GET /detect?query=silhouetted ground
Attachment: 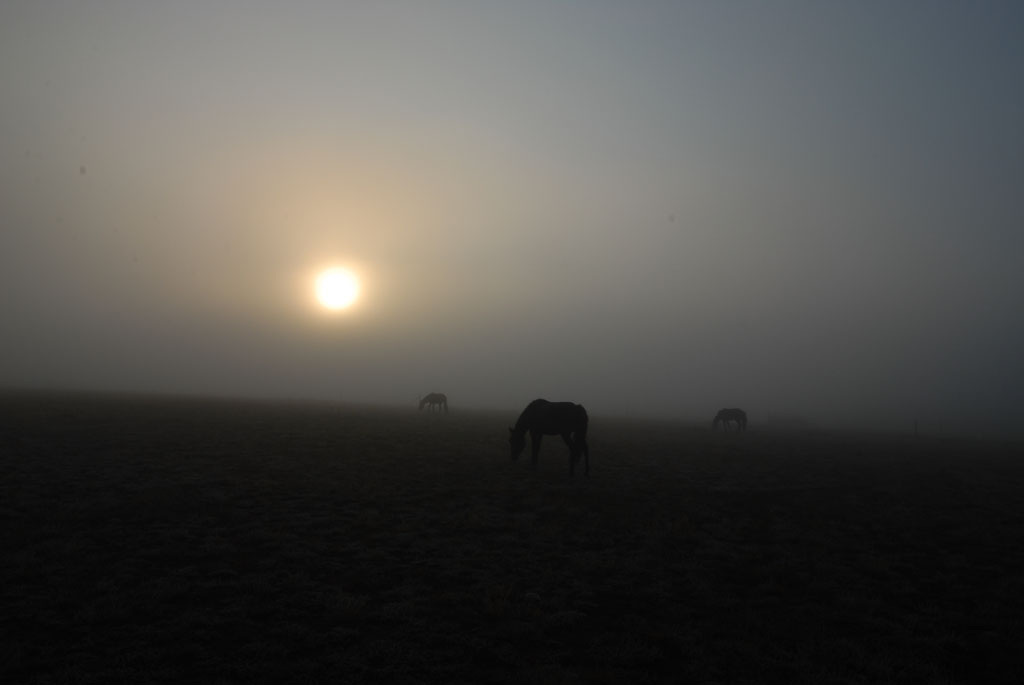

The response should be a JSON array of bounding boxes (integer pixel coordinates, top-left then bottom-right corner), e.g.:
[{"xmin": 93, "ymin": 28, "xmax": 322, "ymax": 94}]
[{"xmin": 2, "ymin": 390, "xmax": 1022, "ymax": 683}]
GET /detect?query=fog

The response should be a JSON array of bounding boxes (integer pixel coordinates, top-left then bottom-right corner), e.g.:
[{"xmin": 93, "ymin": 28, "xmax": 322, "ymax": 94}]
[{"xmin": 2, "ymin": 2, "xmax": 1022, "ymax": 436}]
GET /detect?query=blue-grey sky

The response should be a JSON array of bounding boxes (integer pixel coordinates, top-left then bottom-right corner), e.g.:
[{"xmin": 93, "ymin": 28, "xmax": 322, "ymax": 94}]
[{"xmin": 2, "ymin": 1, "xmax": 1022, "ymax": 434}]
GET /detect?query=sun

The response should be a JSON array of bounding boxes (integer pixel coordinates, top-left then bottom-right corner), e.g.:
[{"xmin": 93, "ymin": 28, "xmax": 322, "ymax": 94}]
[{"xmin": 315, "ymin": 267, "xmax": 360, "ymax": 310}]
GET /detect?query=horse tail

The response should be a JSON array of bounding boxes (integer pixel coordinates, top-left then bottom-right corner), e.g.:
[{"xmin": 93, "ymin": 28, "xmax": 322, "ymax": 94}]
[
  {"xmin": 577, "ymin": 404, "xmax": 589, "ymax": 436},
  {"xmin": 576, "ymin": 404, "xmax": 590, "ymax": 474}
]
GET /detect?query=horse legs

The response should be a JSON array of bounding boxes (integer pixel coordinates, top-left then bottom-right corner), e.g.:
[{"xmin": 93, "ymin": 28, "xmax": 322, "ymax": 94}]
[
  {"xmin": 562, "ymin": 432, "xmax": 589, "ymax": 476},
  {"xmin": 530, "ymin": 431, "xmax": 543, "ymax": 468},
  {"xmin": 561, "ymin": 432, "xmax": 578, "ymax": 475}
]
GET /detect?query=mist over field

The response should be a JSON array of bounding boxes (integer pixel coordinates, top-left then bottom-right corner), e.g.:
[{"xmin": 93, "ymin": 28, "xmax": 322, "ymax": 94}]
[
  {"xmin": 4, "ymin": 7, "xmax": 1024, "ymax": 679},
  {"xmin": 2, "ymin": 3, "xmax": 1023, "ymax": 437}
]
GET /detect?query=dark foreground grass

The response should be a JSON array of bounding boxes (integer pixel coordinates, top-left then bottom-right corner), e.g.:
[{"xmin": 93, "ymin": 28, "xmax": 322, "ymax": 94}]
[{"xmin": 2, "ymin": 390, "xmax": 1022, "ymax": 683}]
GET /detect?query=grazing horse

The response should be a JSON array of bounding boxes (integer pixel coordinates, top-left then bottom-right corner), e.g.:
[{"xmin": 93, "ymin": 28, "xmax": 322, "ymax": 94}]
[
  {"xmin": 419, "ymin": 393, "xmax": 448, "ymax": 413},
  {"xmin": 713, "ymin": 408, "xmax": 747, "ymax": 432},
  {"xmin": 509, "ymin": 399, "xmax": 589, "ymax": 476}
]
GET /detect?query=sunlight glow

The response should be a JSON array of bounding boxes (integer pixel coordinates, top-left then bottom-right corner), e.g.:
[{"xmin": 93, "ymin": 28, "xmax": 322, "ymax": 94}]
[{"xmin": 315, "ymin": 268, "xmax": 360, "ymax": 310}]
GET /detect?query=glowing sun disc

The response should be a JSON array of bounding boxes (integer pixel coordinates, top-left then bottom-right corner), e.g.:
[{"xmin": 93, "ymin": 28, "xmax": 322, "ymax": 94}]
[{"xmin": 316, "ymin": 268, "xmax": 360, "ymax": 309}]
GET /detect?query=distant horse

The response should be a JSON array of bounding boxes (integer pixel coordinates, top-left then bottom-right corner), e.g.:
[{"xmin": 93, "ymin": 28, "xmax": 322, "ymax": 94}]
[
  {"xmin": 509, "ymin": 399, "xmax": 589, "ymax": 476},
  {"xmin": 713, "ymin": 408, "xmax": 747, "ymax": 432},
  {"xmin": 419, "ymin": 393, "xmax": 448, "ymax": 413}
]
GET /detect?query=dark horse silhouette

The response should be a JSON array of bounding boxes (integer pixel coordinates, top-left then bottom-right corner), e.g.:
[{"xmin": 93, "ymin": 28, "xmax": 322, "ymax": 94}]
[
  {"xmin": 509, "ymin": 399, "xmax": 589, "ymax": 476},
  {"xmin": 713, "ymin": 408, "xmax": 747, "ymax": 432},
  {"xmin": 419, "ymin": 392, "xmax": 448, "ymax": 413}
]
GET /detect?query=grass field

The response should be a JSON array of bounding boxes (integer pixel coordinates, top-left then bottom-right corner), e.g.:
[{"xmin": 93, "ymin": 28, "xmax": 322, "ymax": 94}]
[{"xmin": 2, "ymin": 390, "xmax": 1022, "ymax": 683}]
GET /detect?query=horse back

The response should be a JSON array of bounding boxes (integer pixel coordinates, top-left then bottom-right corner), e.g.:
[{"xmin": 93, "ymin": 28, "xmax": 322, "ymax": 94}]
[{"xmin": 521, "ymin": 399, "xmax": 587, "ymax": 435}]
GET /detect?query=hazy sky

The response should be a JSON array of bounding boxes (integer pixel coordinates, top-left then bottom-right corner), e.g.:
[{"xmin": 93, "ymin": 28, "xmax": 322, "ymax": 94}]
[{"xmin": 2, "ymin": 2, "xmax": 1022, "ymax": 433}]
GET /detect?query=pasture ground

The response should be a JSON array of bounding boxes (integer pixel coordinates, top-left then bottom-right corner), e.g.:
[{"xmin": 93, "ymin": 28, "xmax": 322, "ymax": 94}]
[{"xmin": 2, "ymin": 390, "xmax": 1022, "ymax": 683}]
